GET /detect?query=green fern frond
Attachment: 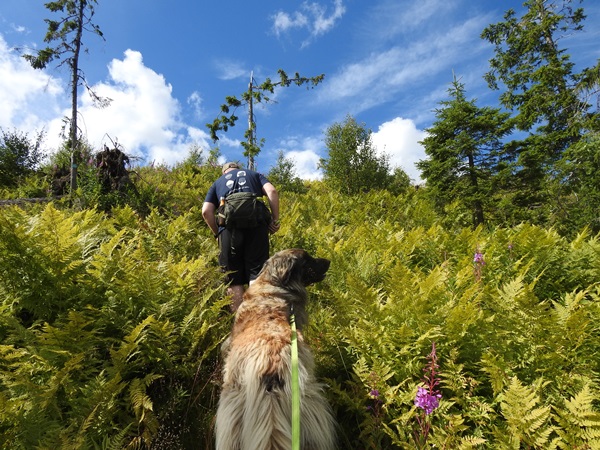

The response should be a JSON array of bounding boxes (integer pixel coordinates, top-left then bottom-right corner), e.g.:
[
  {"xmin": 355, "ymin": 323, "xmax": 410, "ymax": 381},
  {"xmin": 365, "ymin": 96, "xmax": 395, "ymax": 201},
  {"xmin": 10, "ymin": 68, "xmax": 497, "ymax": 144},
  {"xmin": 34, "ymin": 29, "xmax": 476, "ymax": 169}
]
[
  {"xmin": 458, "ymin": 435, "xmax": 487, "ymax": 449},
  {"xmin": 91, "ymin": 424, "xmax": 132, "ymax": 450},
  {"xmin": 428, "ymin": 412, "xmax": 488, "ymax": 449},
  {"xmin": 498, "ymin": 377, "xmax": 555, "ymax": 448},
  {"xmin": 554, "ymin": 382, "xmax": 600, "ymax": 449},
  {"xmin": 551, "ymin": 289, "xmax": 593, "ymax": 355},
  {"xmin": 127, "ymin": 375, "xmax": 161, "ymax": 447},
  {"xmin": 129, "ymin": 374, "xmax": 162, "ymax": 421},
  {"xmin": 480, "ymin": 351, "xmax": 511, "ymax": 397},
  {"xmin": 109, "ymin": 315, "xmax": 156, "ymax": 371}
]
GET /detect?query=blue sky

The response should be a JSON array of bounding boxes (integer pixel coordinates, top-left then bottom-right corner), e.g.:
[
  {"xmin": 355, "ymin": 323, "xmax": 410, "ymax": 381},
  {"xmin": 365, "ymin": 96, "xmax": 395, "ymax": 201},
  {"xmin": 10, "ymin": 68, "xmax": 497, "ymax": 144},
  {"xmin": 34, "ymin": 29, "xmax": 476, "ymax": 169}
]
[{"xmin": 1, "ymin": 0, "xmax": 599, "ymax": 182}]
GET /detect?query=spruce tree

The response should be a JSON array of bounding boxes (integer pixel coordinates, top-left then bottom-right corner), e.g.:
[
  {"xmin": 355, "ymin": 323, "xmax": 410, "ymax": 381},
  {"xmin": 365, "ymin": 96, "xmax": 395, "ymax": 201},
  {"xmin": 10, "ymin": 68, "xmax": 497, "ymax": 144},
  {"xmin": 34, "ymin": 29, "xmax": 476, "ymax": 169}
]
[
  {"xmin": 417, "ymin": 77, "xmax": 511, "ymax": 227},
  {"xmin": 481, "ymin": 0, "xmax": 596, "ymax": 221}
]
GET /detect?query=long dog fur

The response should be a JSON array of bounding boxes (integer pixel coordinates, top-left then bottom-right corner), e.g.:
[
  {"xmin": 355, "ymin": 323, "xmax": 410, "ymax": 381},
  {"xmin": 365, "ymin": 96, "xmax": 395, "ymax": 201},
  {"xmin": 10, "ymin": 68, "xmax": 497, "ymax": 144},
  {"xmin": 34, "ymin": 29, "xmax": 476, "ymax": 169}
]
[{"xmin": 215, "ymin": 248, "xmax": 336, "ymax": 450}]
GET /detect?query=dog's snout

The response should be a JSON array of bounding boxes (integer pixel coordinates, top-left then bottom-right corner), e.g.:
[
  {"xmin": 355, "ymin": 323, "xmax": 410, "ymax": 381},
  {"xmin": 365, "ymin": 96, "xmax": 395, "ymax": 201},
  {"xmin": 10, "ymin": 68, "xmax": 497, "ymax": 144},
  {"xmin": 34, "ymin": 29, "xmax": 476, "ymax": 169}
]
[
  {"xmin": 302, "ymin": 256, "xmax": 330, "ymax": 285},
  {"xmin": 319, "ymin": 258, "xmax": 331, "ymax": 271}
]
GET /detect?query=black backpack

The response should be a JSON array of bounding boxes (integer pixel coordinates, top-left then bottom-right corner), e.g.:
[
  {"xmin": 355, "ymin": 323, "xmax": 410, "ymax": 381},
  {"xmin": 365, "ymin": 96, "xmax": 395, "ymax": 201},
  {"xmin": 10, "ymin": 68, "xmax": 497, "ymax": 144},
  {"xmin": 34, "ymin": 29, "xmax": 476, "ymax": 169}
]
[{"xmin": 216, "ymin": 192, "xmax": 271, "ymax": 229}]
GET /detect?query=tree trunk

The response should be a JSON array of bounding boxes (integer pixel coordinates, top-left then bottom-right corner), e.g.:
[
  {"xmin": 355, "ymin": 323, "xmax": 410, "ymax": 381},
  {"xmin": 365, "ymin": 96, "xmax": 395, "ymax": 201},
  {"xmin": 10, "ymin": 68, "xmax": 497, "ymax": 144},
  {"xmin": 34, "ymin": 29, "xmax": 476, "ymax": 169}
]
[
  {"xmin": 468, "ymin": 151, "xmax": 484, "ymax": 227},
  {"xmin": 69, "ymin": 0, "xmax": 85, "ymax": 195}
]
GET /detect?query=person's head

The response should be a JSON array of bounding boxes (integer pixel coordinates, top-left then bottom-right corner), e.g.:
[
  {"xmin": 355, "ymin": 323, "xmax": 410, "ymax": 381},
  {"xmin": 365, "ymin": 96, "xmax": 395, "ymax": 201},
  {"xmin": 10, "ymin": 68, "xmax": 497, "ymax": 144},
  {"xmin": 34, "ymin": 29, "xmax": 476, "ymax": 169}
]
[{"xmin": 222, "ymin": 162, "xmax": 240, "ymax": 174}]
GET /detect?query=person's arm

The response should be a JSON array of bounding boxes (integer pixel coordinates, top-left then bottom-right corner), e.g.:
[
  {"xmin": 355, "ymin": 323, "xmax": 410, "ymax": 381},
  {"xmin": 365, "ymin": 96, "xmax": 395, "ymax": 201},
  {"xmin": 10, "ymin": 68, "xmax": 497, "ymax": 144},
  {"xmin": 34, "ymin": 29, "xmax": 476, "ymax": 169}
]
[
  {"xmin": 202, "ymin": 201, "xmax": 219, "ymax": 238},
  {"xmin": 262, "ymin": 182, "xmax": 280, "ymax": 234}
]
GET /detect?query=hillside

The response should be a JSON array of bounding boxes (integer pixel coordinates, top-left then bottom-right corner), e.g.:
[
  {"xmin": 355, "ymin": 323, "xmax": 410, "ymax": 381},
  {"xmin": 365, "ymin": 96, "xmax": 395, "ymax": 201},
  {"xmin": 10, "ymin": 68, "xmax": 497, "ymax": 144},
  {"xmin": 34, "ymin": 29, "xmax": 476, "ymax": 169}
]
[{"xmin": 1, "ymin": 164, "xmax": 600, "ymax": 449}]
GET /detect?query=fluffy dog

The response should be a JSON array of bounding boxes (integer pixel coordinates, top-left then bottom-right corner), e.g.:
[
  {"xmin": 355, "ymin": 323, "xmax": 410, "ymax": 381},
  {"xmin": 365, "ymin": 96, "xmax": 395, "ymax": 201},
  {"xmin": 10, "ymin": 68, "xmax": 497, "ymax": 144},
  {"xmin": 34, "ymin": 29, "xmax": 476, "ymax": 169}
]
[{"xmin": 215, "ymin": 248, "xmax": 336, "ymax": 450}]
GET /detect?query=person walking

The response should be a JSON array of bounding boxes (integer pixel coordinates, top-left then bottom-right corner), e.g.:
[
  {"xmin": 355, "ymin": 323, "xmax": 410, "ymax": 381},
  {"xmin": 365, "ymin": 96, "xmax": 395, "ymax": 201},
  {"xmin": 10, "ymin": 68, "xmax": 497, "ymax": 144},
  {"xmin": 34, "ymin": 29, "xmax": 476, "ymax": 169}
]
[{"xmin": 202, "ymin": 162, "xmax": 280, "ymax": 311}]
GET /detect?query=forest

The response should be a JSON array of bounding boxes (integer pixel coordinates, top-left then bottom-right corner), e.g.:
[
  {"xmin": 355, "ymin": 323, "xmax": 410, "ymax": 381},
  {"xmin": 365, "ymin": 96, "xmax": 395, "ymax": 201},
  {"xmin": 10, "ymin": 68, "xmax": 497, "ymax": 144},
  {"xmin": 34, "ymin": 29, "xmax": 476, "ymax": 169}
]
[{"xmin": 1, "ymin": 0, "xmax": 600, "ymax": 449}]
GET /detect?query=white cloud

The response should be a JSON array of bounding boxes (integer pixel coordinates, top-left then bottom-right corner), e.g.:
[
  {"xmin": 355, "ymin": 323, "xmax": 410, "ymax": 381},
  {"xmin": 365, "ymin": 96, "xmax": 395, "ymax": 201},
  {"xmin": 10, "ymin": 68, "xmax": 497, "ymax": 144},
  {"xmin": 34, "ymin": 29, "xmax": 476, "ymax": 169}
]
[
  {"xmin": 69, "ymin": 49, "xmax": 211, "ymax": 164},
  {"xmin": 271, "ymin": 0, "xmax": 346, "ymax": 47},
  {"xmin": 372, "ymin": 117, "xmax": 427, "ymax": 183},
  {"xmin": 1, "ymin": 36, "xmax": 213, "ymax": 164},
  {"xmin": 1, "ymin": 46, "xmax": 211, "ymax": 165},
  {"xmin": 274, "ymin": 135, "xmax": 324, "ymax": 180},
  {"xmin": 214, "ymin": 58, "xmax": 248, "ymax": 80},
  {"xmin": 272, "ymin": 11, "xmax": 309, "ymax": 35},
  {"xmin": 11, "ymin": 24, "xmax": 27, "ymax": 34},
  {"xmin": 366, "ymin": 0, "xmax": 454, "ymax": 41},
  {"xmin": 286, "ymin": 149, "xmax": 322, "ymax": 180},
  {"xmin": 272, "ymin": 118, "xmax": 427, "ymax": 182},
  {"xmin": 0, "ymin": 34, "xmax": 64, "ymax": 135},
  {"xmin": 307, "ymin": 0, "xmax": 346, "ymax": 37},
  {"xmin": 187, "ymin": 91, "xmax": 204, "ymax": 119},
  {"xmin": 217, "ymin": 135, "xmax": 242, "ymax": 149},
  {"xmin": 318, "ymin": 14, "xmax": 490, "ymax": 115}
]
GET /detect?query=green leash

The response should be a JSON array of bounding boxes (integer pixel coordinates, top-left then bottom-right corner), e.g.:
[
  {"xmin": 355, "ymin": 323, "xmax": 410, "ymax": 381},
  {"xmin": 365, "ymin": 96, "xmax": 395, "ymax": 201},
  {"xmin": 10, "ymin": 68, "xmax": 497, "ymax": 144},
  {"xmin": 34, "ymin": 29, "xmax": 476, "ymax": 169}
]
[{"xmin": 290, "ymin": 309, "xmax": 300, "ymax": 450}]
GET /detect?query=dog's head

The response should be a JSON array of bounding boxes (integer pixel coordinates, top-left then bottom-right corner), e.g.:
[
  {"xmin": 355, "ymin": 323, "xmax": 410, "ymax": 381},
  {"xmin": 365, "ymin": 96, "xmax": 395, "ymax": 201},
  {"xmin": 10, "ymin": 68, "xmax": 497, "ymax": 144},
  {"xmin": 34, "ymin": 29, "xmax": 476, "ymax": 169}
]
[{"xmin": 258, "ymin": 248, "xmax": 330, "ymax": 289}]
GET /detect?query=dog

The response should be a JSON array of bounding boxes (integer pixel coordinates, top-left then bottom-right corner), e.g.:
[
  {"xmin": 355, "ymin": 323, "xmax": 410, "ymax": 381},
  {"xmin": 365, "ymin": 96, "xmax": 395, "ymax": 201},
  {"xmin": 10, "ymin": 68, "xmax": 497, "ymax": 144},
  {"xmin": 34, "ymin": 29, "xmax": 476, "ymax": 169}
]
[{"xmin": 215, "ymin": 248, "xmax": 336, "ymax": 450}]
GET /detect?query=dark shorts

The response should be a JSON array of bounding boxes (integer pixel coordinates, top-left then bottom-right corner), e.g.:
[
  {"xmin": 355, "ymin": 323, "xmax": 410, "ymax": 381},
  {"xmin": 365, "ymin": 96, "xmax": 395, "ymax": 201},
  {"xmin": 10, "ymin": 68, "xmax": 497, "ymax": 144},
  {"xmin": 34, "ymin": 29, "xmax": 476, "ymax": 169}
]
[{"xmin": 218, "ymin": 224, "xmax": 270, "ymax": 286}]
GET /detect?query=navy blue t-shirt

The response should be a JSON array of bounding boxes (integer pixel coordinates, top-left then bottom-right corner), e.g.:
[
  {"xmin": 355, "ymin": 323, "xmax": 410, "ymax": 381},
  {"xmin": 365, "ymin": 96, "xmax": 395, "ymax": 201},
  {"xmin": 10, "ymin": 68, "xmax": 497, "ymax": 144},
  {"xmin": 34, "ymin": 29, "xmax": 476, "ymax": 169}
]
[{"xmin": 204, "ymin": 169, "xmax": 270, "ymax": 206}]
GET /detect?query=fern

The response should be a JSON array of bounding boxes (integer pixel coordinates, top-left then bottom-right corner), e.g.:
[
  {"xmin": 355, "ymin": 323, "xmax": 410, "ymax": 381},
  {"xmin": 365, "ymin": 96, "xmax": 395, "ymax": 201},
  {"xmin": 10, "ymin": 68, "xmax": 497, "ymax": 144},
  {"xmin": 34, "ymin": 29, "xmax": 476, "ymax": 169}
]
[
  {"xmin": 495, "ymin": 377, "xmax": 556, "ymax": 449},
  {"xmin": 553, "ymin": 382, "xmax": 600, "ymax": 449},
  {"xmin": 3, "ymin": 177, "xmax": 600, "ymax": 448}
]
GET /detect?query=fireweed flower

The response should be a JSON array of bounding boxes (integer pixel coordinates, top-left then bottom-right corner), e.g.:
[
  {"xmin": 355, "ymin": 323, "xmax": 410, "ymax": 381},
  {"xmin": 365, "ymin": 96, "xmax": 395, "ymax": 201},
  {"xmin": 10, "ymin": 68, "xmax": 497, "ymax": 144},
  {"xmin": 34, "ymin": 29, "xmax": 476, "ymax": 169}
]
[
  {"xmin": 366, "ymin": 387, "xmax": 383, "ymax": 431},
  {"xmin": 473, "ymin": 250, "xmax": 485, "ymax": 282},
  {"xmin": 414, "ymin": 342, "xmax": 442, "ymax": 415},
  {"xmin": 412, "ymin": 343, "xmax": 442, "ymax": 449},
  {"xmin": 414, "ymin": 386, "xmax": 441, "ymax": 415},
  {"xmin": 473, "ymin": 251, "xmax": 485, "ymax": 264}
]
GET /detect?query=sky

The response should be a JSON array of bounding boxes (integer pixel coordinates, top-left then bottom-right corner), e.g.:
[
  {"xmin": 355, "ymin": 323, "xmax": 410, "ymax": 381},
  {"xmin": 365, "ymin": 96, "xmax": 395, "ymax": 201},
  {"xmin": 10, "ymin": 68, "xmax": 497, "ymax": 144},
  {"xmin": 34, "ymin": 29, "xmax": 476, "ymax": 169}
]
[{"xmin": 1, "ymin": 0, "xmax": 599, "ymax": 182}]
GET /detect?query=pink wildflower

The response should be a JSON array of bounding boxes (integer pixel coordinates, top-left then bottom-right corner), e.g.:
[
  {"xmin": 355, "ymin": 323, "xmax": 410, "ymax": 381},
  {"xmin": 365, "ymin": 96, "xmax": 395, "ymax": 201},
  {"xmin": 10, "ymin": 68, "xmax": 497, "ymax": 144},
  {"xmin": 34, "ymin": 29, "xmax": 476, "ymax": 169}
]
[{"xmin": 414, "ymin": 386, "xmax": 441, "ymax": 415}]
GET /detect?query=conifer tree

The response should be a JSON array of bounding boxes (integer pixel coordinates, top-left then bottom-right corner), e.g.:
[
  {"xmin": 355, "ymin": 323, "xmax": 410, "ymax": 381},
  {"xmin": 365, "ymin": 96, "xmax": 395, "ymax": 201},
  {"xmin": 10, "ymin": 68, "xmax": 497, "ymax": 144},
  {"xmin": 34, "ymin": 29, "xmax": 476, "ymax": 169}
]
[
  {"xmin": 481, "ymin": 0, "xmax": 597, "ymax": 219},
  {"xmin": 417, "ymin": 77, "xmax": 511, "ymax": 227}
]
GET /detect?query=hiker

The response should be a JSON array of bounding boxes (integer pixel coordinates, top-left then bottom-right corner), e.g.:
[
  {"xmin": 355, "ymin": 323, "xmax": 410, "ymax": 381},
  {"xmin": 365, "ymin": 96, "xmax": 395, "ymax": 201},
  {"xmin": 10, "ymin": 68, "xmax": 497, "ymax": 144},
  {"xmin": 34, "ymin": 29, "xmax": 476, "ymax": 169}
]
[{"xmin": 202, "ymin": 162, "xmax": 280, "ymax": 311}]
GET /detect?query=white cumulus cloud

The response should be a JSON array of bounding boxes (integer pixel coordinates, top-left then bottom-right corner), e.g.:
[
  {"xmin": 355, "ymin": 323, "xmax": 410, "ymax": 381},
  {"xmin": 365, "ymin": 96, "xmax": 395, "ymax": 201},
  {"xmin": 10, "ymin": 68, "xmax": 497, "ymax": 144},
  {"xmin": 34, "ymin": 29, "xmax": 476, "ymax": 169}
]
[
  {"xmin": 273, "ymin": 135, "xmax": 324, "ymax": 180},
  {"xmin": 0, "ymin": 38, "xmax": 213, "ymax": 165},
  {"xmin": 285, "ymin": 149, "xmax": 322, "ymax": 180},
  {"xmin": 0, "ymin": 34, "xmax": 64, "ymax": 135},
  {"xmin": 372, "ymin": 117, "xmax": 427, "ymax": 183}
]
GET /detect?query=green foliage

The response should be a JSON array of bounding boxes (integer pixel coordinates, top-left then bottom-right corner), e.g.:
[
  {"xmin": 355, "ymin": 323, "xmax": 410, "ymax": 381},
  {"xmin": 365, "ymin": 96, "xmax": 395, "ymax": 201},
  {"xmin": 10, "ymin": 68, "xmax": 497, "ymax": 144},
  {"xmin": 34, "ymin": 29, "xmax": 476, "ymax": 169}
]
[
  {"xmin": 128, "ymin": 157, "xmax": 221, "ymax": 217},
  {"xmin": 494, "ymin": 377, "xmax": 554, "ymax": 448},
  {"xmin": 0, "ymin": 128, "xmax": 46, "ymax": 188},
  {"xmin": 481, "ymin": 0, "xmax": 588, "ymax": 139},
  {"xmin": 207, "ymin": 70, "xmax": 324, "ymax": 166},
  {"xmin": 3, "ymin": 2, "xmax": 599, "ymax": 445},
  {"xmin": 417, "ymin": 77, "xmax": 512, "ymax": 227},
  {"xmin": 267, "ymin": 150, "xmax": 308, "ymax": 194},
  {"xmin": 388, "ymin": 167, "xmax": 412, "ymax": 195},
  {"xmin": 554, "ymin": 382, "xmax": 600, "ymax": 449},
  {"xmin": 2, "ymin": 170, "xmax": 600, "ymax": 448},
  {"xmin": 320, "ymin": 115, "xmax": 394, "ymax": 195},
  {"xmin": 0, "ymin": 203, "xmax": 229, "ymax": 448},
  {"xmin": 23, "ymin": 0, "xmax": 108, "ymax": 196},
  {"xmin": 480, "ymin": 0, "xmax": 596, "ymax": 225},
  {"xmin": 550, "ymin": 131, "xmax": 600, "ymax": 235},
  {"xmin": 271, "ymin": 185, "xmax": 600, "ymax": 448},
  {"xmin": 23, "ymin": 0, "xmax": 104, "ymax": 69}
]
